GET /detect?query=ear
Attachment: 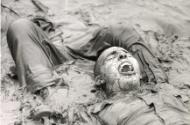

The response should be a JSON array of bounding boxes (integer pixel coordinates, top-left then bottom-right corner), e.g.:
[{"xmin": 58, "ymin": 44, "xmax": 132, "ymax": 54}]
[{"xmin": 95, "ymin": 75, "xmax": 106, "ymax": 86}]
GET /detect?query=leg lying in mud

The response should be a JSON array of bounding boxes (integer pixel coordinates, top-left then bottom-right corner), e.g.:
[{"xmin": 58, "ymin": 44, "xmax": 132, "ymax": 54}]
[
  {"xmin": 7, "ymin": 18, "xmax": 67, "ymax": 94},
  {"xmin": 6, "ymin": 18, "xmax": 102, "ymax": 124},
  {"xmin": 6, "ymin": 18, "xmax": 74, "ymax": 124},
  {"xmin": 6, "ymin": 19, "xmax": 168, "ymax": 124}
]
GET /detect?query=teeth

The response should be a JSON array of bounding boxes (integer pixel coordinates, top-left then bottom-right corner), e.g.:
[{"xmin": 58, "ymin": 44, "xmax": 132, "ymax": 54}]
[
  {"xmin": 119, "ymin": 62, "xmax": 135, "ymax": 75},
  {"xmin": 121, "ymin": 65, "xmax": 133, "ymax": 72}
]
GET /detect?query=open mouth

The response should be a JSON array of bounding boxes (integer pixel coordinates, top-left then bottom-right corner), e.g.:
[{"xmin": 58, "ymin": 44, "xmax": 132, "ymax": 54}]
[{"xmin": 118, "ymin": 62, "xmax": 135, "ymax": 75}]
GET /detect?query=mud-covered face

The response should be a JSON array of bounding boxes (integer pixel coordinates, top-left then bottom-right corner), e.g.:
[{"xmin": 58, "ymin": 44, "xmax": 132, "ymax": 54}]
[{"xmin": 95, "ymin": 47, "xmax": 141, "ymax": 95}]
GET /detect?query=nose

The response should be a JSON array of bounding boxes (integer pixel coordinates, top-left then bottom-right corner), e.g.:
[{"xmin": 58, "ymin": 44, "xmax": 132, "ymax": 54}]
[{"xmin": 118, "ymin": 54, "xmax": 127, "ymax": 60}]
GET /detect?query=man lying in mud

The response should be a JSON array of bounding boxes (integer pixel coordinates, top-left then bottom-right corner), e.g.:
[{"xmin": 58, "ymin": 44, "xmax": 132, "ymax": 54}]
[
  {"xmin": 7, "ymin": 18, "xmax": 167, "ymax": 93},
  {"xmin": 6, "ymin": 18, "xmax": 174, "ymax": 124},
  {"xmin": 76, "ymin": 47, "xmax": 190, "ymax": 125}
]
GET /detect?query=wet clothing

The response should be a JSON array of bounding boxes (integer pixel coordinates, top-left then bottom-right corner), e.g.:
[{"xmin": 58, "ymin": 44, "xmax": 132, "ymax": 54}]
[
  {"xmin": 7, "ymin": 19, "xmax": 67, "ymax": 92},
  {"xmin": 72, "ymin": 25, "xmax": 168, "ymax": 83},
  {"xmin": 6, "ymin": 18, "xmax": 189, "ymax": 125},
  {"xmin": 7, "ymin": 18, "xmax": 167, "ymax": 92},
  {"xmin": 88, "ymin": 91, "xmax": 190, "ymax": 125}
]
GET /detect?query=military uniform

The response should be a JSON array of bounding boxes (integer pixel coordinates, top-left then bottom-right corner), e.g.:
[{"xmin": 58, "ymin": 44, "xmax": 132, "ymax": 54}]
[
  {"xmin": 87, "ymin": 91, "xmax": 190, "ymax": 125},
  {"xmin": 7, "ymin": 18, "xmax": 167, "ymax": 93}
]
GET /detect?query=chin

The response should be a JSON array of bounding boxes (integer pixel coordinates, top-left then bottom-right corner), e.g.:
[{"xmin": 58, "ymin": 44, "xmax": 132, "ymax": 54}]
[{"xmin": 118, "ymin": 74, "xmax": 140, "ymax": 91}]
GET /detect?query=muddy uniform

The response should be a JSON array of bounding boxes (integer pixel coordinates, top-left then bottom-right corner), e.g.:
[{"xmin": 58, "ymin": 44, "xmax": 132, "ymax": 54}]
[
  {"xmin": 86, "ymin": 91, "xmax": 190, "ymax": 125},
  {"xmin": 7, "ymin": 19, "xmax": 66, "ymax": 92},
  {"xmin": 69, "ymin": 25, "xmax": 168, "ymax": 84},
  {"xmin": 7, "ymin": 19, "xmax": 167, "ymax": 93}
]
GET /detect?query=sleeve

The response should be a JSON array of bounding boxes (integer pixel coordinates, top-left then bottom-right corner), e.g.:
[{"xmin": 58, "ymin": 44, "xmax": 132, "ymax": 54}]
[
  {"xmin": 128, "ymin": 43, "xmax": 168, "ymax": 84},
  {"xmin": 95, "ymin": 24, "xmax": 168, "ymax": 83},
  {"xmin": 69, "ymin": 24, "xmax": 168, "ymax": 83},
  {"xmin": 66, "ymin": 27, "xmax": 115, "ymax": 60},
  {"xmin": 76, "ymin": 24, "xmax": 133, "ymax": 59}
]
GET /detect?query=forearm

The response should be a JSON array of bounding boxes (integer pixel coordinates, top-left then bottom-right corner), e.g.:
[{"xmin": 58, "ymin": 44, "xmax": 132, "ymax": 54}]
[
  {"xmin": 100, "ymin": 25, "xmax": 168, "ymax": 83},
  {"xmin": 129, "ymin": 44, "xmax": 168, "ymax": 83}
]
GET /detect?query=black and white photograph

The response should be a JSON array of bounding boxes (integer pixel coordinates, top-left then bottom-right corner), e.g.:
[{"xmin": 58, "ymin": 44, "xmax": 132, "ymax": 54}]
[{"xmin": 1, "ymin": 0, "xmax": 190, "ymax": 124}]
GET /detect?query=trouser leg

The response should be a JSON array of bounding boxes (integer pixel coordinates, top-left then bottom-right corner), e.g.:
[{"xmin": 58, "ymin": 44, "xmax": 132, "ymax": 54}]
[{"xmin": 7, "ymin": 19, "xmax": 66, "ymax": 93}]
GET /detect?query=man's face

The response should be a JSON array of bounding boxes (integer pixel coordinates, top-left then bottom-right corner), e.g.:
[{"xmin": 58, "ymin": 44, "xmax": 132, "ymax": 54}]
[{"xmin": 95, "ymin": 47, "xmax": 141, "ymax": 95}]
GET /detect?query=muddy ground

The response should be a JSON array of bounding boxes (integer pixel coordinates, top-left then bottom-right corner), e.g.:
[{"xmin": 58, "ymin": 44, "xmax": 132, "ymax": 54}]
[{"xmin": 1, "ymin": 0, "xmax": 190, "ymax": 125}]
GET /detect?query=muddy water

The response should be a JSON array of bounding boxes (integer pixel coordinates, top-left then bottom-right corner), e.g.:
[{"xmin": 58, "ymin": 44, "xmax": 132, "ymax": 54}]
[{"xmin": 1, "ymin": 0, "xmax": 190, "ymax": 124}]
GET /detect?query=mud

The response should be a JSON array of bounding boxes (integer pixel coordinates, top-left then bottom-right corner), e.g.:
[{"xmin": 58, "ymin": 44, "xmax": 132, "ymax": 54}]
[{"xmin": 1, "ymin": 0, "xmax": 190, "ymax": 124}]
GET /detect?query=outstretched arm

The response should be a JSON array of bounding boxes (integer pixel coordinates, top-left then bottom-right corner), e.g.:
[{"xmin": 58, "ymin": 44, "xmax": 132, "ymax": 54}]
[{"xmin": 73, "ymin": 24, "xmax": 168, "ymax": 83}]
